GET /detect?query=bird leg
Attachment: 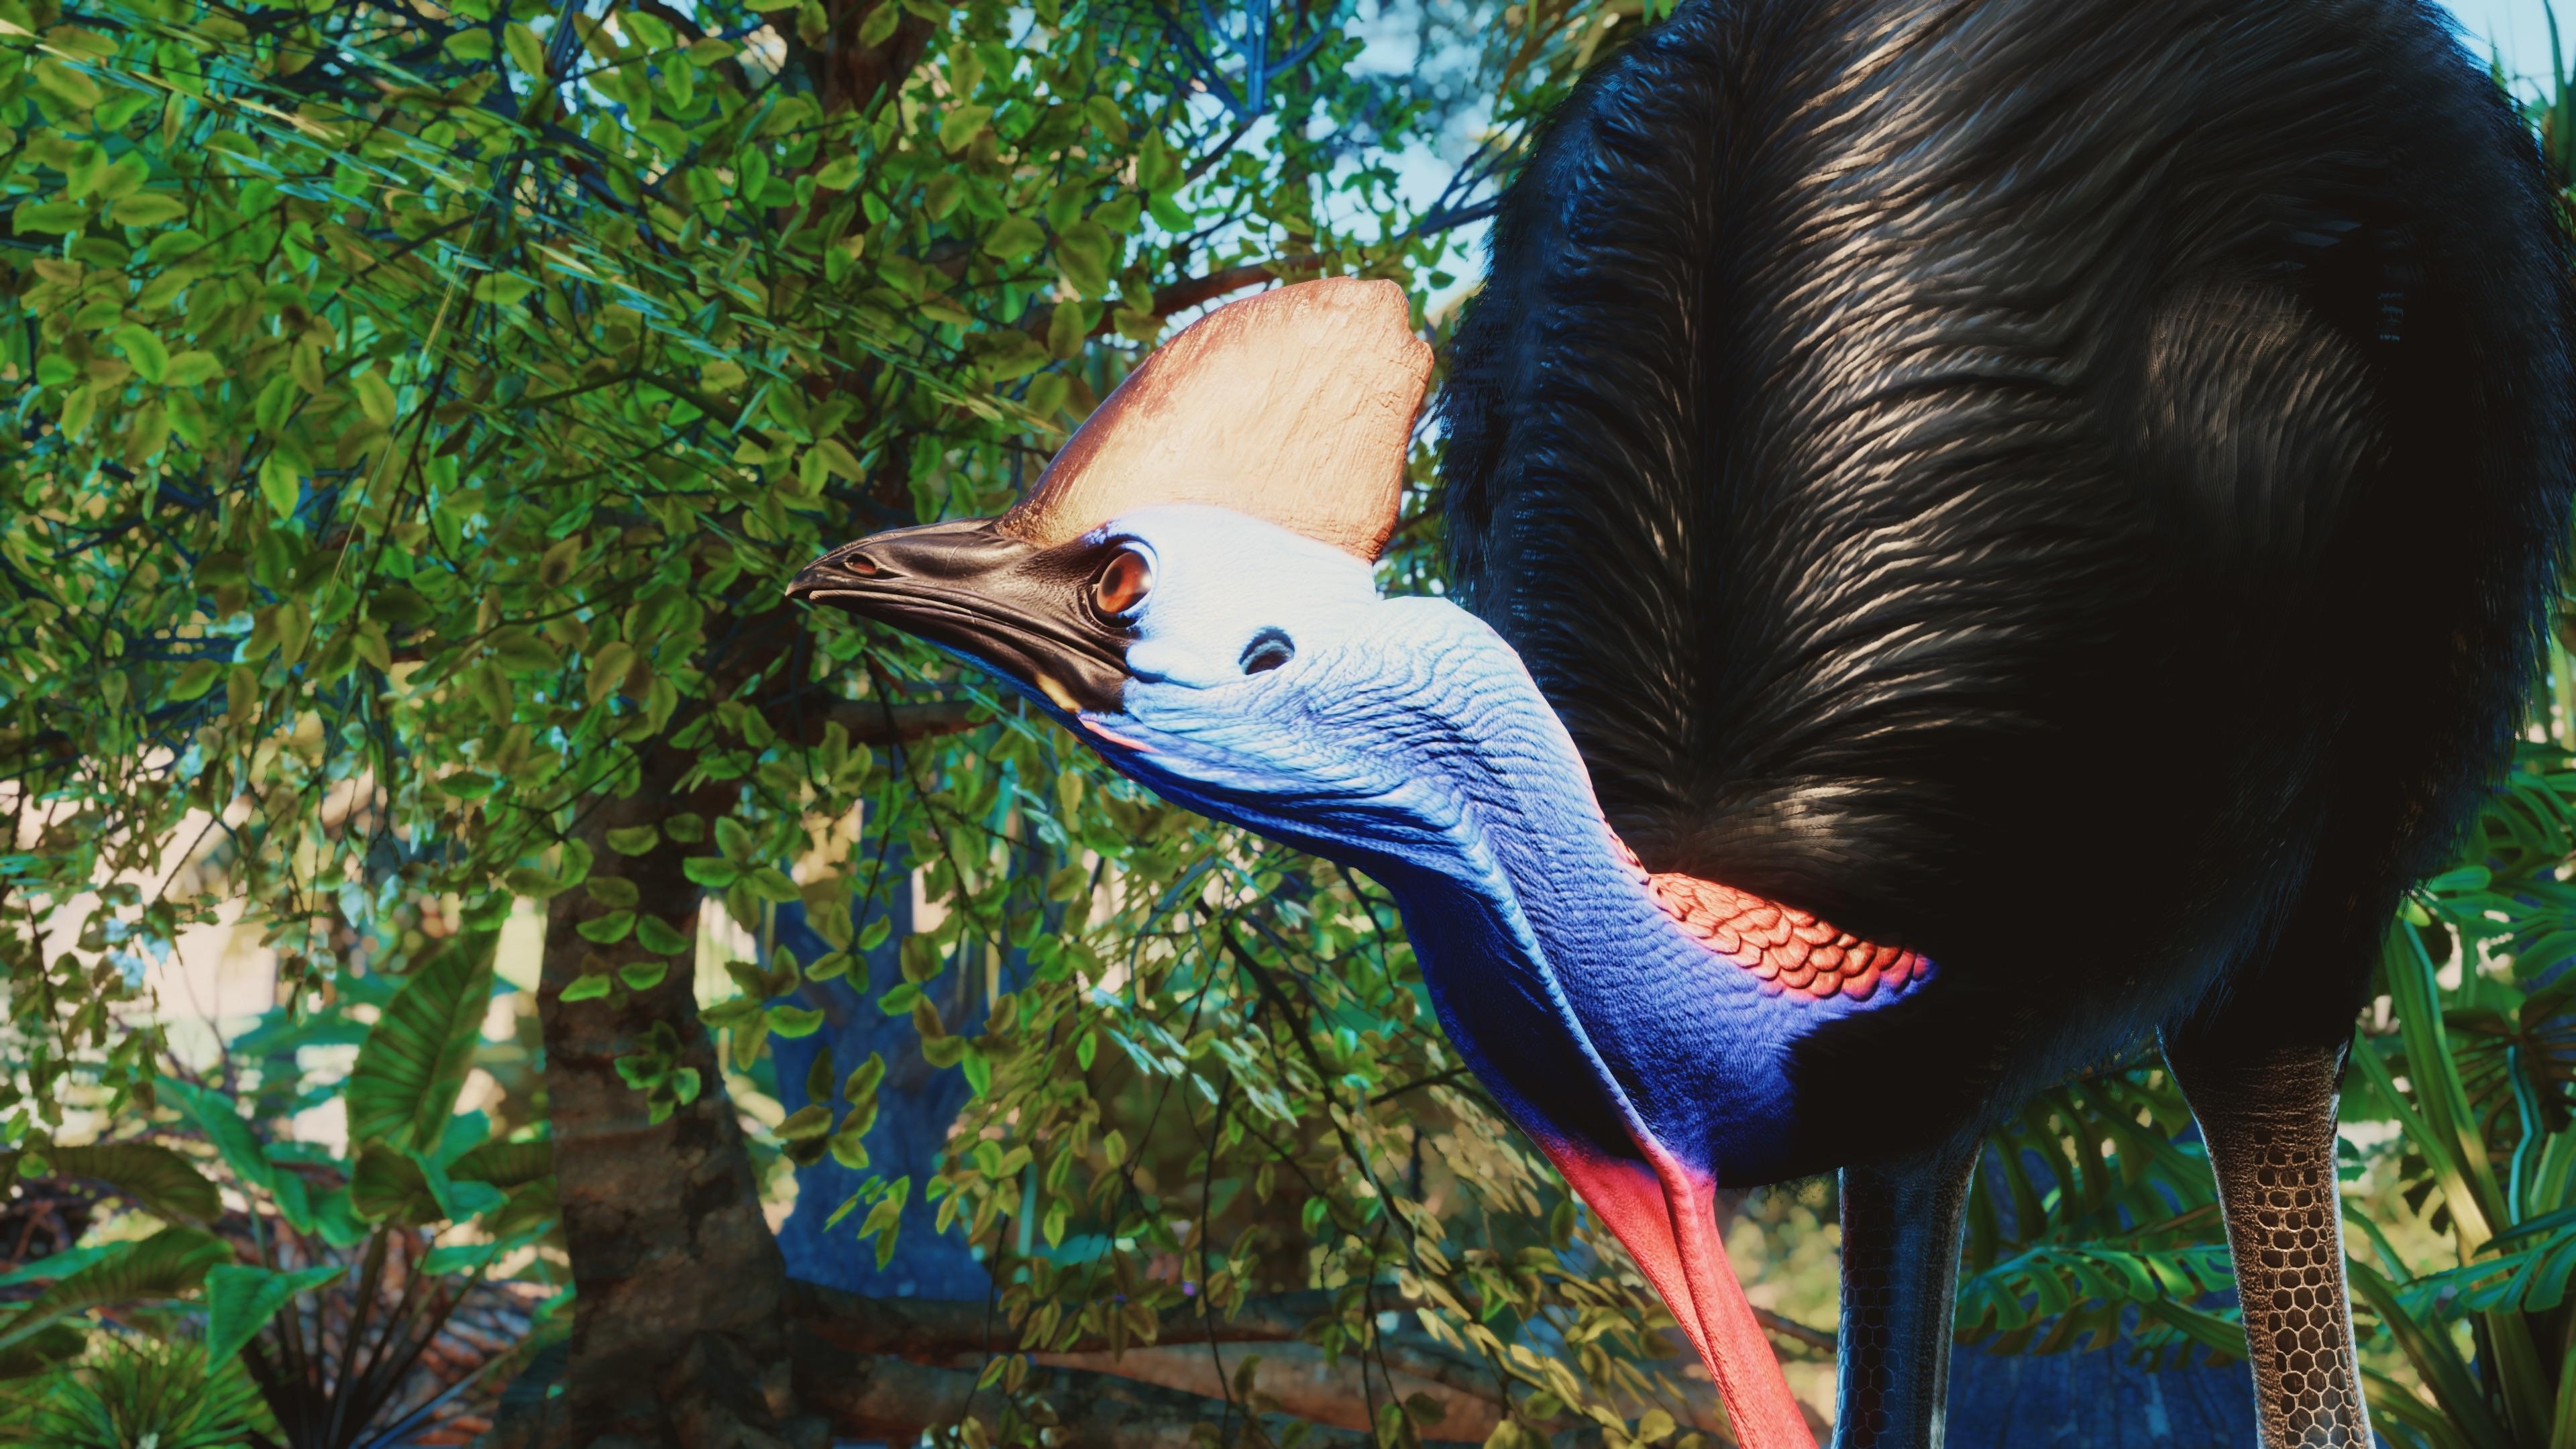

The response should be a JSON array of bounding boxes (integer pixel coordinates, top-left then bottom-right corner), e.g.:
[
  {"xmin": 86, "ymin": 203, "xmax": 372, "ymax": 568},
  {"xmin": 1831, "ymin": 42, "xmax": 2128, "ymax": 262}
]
[
  {"xmin": 1832, "ymin": 1146, "xmax": 1978, "ymax": 1449},
  {"xmin": 2163, "ymin": 1037, "xmax": 2372, "ymax": 1449}
]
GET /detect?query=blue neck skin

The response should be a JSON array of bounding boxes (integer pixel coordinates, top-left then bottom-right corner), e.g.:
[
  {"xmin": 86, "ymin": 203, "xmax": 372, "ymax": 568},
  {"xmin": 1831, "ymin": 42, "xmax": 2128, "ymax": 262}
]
[
  {"xmin": 1345, "ymin": 657, "xmax": 1821, "ymax": 1185},
  {"xmin": 1107, "ymin": 602, "xmax": 1890, "ymax": 1185}
]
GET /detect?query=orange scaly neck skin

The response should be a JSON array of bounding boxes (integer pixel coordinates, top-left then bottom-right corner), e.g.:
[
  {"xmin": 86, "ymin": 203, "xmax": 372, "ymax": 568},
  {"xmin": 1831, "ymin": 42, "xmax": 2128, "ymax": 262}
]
[{"xmin": 1608, "ymin": 835, "xmax": 1929, "ymax": 1004}]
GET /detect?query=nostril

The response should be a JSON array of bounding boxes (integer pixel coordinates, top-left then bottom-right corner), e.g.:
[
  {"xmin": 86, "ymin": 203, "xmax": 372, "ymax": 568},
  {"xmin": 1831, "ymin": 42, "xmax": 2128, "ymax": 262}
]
[{"xmin": 840, "ymin": 553, "xmax": 883, "ymax": 578}]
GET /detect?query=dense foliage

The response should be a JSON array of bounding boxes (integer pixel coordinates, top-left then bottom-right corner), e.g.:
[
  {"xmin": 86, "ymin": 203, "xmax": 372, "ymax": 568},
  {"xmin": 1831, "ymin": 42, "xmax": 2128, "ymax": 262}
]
[{"xmin": 0, "ymin": 0, "xmax": 2567, "ymax": 1444}]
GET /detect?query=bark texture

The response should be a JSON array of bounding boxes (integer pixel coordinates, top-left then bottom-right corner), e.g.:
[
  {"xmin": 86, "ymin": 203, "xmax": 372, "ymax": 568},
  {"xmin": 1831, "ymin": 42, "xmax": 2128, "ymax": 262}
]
[{"xmin": 538, "ymin": 737, "xmax": 823, "ymax": 1449}]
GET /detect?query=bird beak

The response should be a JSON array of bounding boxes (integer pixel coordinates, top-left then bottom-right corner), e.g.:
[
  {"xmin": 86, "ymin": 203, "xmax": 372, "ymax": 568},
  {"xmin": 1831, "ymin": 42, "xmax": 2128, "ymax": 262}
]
[
  {"xmin": 787, "ymin": 519, "xmax": 1130, "ymax": 716},
  {"xmin": 1538, "ymin": 1138, "xmax": 1817, "ymax": 1449}
]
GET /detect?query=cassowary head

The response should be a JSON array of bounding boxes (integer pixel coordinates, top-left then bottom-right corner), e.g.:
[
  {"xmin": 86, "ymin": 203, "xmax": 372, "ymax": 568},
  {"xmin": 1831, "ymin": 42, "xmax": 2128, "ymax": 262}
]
[{"xmin": 787, "ymin": 280, "xmax": 1530, "ymax": 871}]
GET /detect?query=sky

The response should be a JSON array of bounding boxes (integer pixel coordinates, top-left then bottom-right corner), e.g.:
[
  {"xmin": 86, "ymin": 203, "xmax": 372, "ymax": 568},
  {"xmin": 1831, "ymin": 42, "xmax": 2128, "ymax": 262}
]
[{"xmin": 2445, "ymin": 0, "xmax": 2567, "ymax": 86}]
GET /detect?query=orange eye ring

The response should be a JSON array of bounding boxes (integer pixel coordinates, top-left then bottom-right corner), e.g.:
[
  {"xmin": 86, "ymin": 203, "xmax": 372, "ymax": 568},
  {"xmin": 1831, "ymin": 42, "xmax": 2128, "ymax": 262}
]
[{"xmin": 1090, "ymin": 542, "xmax": 1155, "ymax": 624}]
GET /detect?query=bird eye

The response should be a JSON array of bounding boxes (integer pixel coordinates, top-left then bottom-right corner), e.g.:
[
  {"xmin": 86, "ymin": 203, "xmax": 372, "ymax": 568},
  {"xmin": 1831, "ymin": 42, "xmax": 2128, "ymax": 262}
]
[
  {"xmin": 1241, "ymin": 629, "xmax": 1295, "ymax": 674},
  {"xmin": 1090, "ymin": 543, "xmax": 1155, "ymax": 625}
]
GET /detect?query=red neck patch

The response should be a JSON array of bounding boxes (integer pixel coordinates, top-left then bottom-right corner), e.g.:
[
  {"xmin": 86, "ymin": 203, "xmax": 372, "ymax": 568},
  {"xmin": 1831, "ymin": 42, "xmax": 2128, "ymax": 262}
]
[{"xmin": 1610, "ymin": 838, "xmax": 1925, "ymax": 1002}]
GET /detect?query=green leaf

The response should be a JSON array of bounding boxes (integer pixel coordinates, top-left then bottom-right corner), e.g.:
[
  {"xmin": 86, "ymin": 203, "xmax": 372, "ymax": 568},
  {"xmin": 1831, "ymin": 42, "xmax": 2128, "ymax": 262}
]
[
  {"xmin": 586, "ymin": 876, "xmax": 640, "ymax": 908},
  {"xmin": 979, "ymin": 332, "xmax": 1050, "ymax": 383},
  {"xmin": 0, "ymin": 1228, "xmax": 228, "ymax": 1356},
  {"xmin": 983, "ymin": 217, "xmax": 1045, "ymax": 261},
  {"xmin": 698, "ymin": 997, "xmax": 764, "ymax": 1032},
  {"xmin": 14, "ymin": 201, "xmax": 89, "ymax": 233},
  {"xmin": 636, "ymin": 914, "xmax": 693, "ymax": 955},
  {"xmin": 449, "ymin": 1138, "xmax": 553, "ymax": 1189},
  {"xmin": 112, "ymin": 324, "xmax": 168, "ymax": 384},
  {"xmin": 842, "ymin": 1052, "xmax": 886, "ymax": 1104},
  {"xmin": 856, "ymin": 1178, "xmax": 910, "ymax": 1269},
  {"xmin": 490, "ymin": 627, "xmax": 559, "ymax": 674},
  {"xmin": 504, "ymin": 21, "xmax": 548, "ymax": 78},
  {"xmin": 353, "ymin": 370, "xmax": 398, "ymax": 425},
  {"xmin": 776, "ymin": 1104, "xmax": 833, "ymax": 1140},
  {"xmin": 474, "ymin": 271, "xmax": 537, "ymax": 307},
  {"xmin": 42, "ymin": 1142, "xmax": 219, "ymax": 1223},
  {"xmin": 343, "ymin": 929, "xmax": 499, "ymax": 1152},
  {"xmin": 111, "ymin": 192, "xmax": 186, "ymax": 227},
  {"xmin": 578, "ymin": 911, "xmax": 635, "ymax": 944},
  {"xmin": 33, "ymin": 59, "xmax": 103, "ymax": 111},
  {"xmin": 169, "ymin": 659, "xmax": 222, "ymax": 702},
  {"xmin": 898, "ymin": 934, "xmax": 941, "ymax": 984},
  {"xmin": 156, "ymin": 1077, "xmax": 278, "ymax": 1199},
  {"xmin": 746, "ymin": 867, "xmax": 800, "ymax": 902},
  {"xmin": 684, "ymin": 856, "xmax": 741, "ymax": 888},
  {"xmin": 605, "ymin": 824, "xmax": 661, "ymax": 855},
  {"xmin": 561, "ymin": 973, "xmax": 614, "ymax": 1003},
  {"xmin": 618, "ymin": 959, "xmax": 667, "ymax": 990},
  {"xmin": 813, "ymin": 439, "xmax": 862, "ymax": 479},
  {"xmin": 58, "ymin": 385, "xmax": 95, "ymax": 443},
  {"xmin": 940, "ymin": 104, "xmax": 994, "ymax": 153},
  {"xmin": 164, "ymin": 350, "xmax": 223, "ymax": 387},
  {"xmin": 587, "ymin": 640, "xmax": 637, "ymax": 704},
  {"xmin": 723, "ymin": 959, "xmax": 770, "ymax": 1000},
  {"xmin": 349, "ymin": 1142, "xmax": 438, "ymax": 1223},
  {"xmin": 258, "ymin": 454, "xmax": 301, "ymax": 519},
  {"xmin": 290, "ymin": 341, "xmax": 326, "ymax": 396},
  {"xmin": 1083, "ymin": 95, "xmax": 1130, "ymax": 143},
  {"xmin": 767, "ymin": 1005, "xmax": 826, "ymax": 1038},
  {"xmin": 1057, "ymin": 220, "xmax": 1113, "ymax": 297},
  {"xmin": 205, "ymin": 1263, "xmax": 343, "ymax": 1368},
  {"xmin": 814, "ymin": 155, "xmax": 859, "ymax": 191}
]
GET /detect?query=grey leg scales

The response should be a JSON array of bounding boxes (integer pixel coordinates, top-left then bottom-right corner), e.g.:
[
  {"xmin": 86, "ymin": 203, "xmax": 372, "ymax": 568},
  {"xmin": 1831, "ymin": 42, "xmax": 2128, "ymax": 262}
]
[
  {"xmin": 2163, "ymin": 1038, "xmax": 2373, "ymax": 1449},
  {"xmin": 1833, "ymin": 1148, "xmax": 1979, "ymax": 1449}
]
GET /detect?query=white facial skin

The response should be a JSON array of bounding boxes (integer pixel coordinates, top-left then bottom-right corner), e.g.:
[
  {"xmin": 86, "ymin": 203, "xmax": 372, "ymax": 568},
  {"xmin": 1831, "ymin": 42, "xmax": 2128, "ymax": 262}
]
[
  {"xmin": 1072, "ymin": 503, "xmax": 1593, "ymax": 878},
  {"xmin": 1112, "ymin": 503, "xmax": 1383, "ymax": 683}
]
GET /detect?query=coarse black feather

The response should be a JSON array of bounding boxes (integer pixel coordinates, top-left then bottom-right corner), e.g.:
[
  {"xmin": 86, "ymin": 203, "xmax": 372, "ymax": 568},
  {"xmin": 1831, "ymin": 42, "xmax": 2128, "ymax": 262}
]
[{"xmin": 1439, "ymin": 0, "xmax": 2575, "ymax": 1158}]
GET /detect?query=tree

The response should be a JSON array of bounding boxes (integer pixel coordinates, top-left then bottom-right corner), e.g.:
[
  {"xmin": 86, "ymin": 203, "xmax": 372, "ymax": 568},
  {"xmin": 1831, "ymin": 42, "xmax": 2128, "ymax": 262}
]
[{"xmin": 0, "ymin": 0, "xmax": 1736, "ymax": 1444}]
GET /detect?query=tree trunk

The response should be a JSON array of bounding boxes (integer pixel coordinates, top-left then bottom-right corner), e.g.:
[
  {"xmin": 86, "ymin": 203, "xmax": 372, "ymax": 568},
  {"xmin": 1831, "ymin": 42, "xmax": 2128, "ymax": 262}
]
[{"xmin": 537, "ymin": 739, "xmax": 825, "ymax": 1449}]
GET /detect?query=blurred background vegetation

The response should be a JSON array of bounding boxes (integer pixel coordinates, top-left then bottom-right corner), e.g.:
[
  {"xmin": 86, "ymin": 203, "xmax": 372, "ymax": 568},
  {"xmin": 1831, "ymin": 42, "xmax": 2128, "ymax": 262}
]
[{"xmin": 0, "ymin": 0, "xmax": 2568, "ymax": 1446}]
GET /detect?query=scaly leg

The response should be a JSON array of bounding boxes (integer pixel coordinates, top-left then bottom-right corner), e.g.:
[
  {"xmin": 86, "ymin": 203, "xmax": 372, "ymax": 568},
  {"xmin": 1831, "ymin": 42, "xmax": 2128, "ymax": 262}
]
[
  {"xmin": 1833, "ymin": 1146, "xmax": 1979, "ymax": 1448},
  {"xmin": 2163, "ymin": 1036, "xmax": 2373, "ymax": 1448}
]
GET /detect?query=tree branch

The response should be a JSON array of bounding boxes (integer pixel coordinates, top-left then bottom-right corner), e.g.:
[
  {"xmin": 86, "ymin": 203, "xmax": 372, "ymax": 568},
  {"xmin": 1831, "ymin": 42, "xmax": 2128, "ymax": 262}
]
[
  {"xmin": 786, "ymin": 1281, "xmax": 1503, "ymax": 1420},
  {"xmin": 757, "ymin": 697, "xmax": 985, "ymax": 749},
  {"xmin": 1024, "ymin": 256, "xmax": 1328, "ymax": 351},
  {"xmin": 789, "ymin": 1328, "xmax": 1389, "ymax": 1448},
  {"xmin": 1755, "ymin": 1305, "xmax": 1837, "ymax": 1355}
]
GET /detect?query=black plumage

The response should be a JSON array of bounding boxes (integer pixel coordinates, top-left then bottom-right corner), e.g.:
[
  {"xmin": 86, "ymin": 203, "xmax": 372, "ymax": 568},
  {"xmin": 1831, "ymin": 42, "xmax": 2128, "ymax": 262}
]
[{"xmin": 1440, "ymin": 0, "xmax": 2576, "ymax": 1165}]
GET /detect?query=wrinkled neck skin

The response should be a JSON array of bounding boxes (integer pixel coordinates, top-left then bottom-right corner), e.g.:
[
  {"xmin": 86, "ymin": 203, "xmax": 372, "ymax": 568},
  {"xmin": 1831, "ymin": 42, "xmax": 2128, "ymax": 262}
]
[{"xmin": 1104, "ymin": 598, "xmax": 1909, "ymax": 1185}]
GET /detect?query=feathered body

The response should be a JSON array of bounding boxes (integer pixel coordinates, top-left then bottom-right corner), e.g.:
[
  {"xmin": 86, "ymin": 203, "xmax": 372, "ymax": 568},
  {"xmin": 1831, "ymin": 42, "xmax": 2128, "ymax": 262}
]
[{"xmin": 1441, "ymin": 0, "xmax": 2576, "ymax": 1173}]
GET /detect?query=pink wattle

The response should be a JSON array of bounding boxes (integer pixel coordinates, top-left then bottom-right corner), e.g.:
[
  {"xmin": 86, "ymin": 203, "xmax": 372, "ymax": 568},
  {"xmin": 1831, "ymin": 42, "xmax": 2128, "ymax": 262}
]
[{"xmin": 1538, "ymin": 1135, "xmax": 1819, "ymax": 1449}]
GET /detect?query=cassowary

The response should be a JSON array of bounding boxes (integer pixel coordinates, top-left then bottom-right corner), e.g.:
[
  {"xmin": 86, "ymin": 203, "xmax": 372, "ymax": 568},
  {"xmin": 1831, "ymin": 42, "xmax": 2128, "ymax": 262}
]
[{"xmin": 789, "ymin": 0, "xmax": 2576, "ymax": 1443}]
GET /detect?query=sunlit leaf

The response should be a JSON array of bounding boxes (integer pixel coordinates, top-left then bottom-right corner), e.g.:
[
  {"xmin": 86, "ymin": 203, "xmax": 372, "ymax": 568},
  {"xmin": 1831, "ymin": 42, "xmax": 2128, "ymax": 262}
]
[{"xmin": 344, "ymin": 930, "xmax": 500, "ymax": 1151}]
